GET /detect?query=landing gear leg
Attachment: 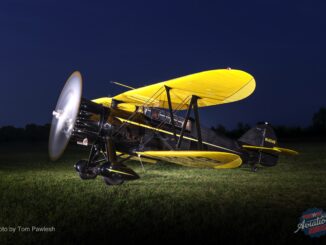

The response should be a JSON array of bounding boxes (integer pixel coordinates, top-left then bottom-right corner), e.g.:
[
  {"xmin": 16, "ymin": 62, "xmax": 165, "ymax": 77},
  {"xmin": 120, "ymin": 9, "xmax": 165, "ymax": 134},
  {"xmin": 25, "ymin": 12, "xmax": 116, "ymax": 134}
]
[
  {"xmin": 74, "ymin": 141, "xmax": 108, "ymax": 181},
  {"xmin": 74, "ymin": 138, "xmax": 139, "ymax": 186},
  {"xmin": 101, "ymin": 138, "xmax": 123, "ymax": 185},
  {"xmin": 101, "ymin": 138, "xmax": 140, "ymax": 185}
]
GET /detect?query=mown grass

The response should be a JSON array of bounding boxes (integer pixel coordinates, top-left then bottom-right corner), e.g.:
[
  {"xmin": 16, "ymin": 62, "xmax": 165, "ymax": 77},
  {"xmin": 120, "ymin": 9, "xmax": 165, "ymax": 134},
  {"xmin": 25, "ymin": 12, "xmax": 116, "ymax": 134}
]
[{"xmin": 0, "ymin": 142, "xmax": 325, "ymax": 244}]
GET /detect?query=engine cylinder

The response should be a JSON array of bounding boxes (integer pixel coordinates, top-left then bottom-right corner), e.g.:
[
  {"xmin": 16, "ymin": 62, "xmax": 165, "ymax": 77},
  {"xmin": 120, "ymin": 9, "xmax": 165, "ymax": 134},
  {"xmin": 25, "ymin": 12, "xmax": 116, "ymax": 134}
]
[{"xmin": 72, "ymin": 98, "xmax": 111, "ymax": 145}]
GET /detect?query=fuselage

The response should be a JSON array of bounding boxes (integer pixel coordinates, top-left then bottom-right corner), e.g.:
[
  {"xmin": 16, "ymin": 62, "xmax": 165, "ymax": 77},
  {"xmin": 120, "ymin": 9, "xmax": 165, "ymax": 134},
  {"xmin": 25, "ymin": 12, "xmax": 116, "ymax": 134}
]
[{"xmin": 90, "ymin": 97, "xmax": 244, "ymax": 159}]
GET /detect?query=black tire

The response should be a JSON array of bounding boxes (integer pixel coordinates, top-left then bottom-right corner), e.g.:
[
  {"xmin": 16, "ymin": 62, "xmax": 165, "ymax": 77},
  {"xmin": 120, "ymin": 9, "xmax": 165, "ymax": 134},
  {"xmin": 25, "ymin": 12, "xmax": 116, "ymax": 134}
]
[
  {"xmin": 75, "ymin": 160, "xmax": 98, "ymax": 180},
  {"xmin": 79, "ymin": 171, "xmax": 97, "ymax": 180},
  {"xmin": 103, "ymin": 175, "xmax": 124, "ymax": 186}
]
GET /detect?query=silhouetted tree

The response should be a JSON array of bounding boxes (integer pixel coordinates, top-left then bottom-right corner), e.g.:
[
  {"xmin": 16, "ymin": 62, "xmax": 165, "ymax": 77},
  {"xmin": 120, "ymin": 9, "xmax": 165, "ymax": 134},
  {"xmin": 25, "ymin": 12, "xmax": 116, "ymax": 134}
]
[
  {"xmin": 312, "ymin": 107, "xmax": 326, "ymax": 135},
  {"xmin": 211, "ymin": 124, "xmax": 227, "ymax": 135},
  {"xmin": 0, "ymin": 124, "xmax": 50, "ymax": 142},
  {"xmin": 0, "ymin": 126, "xmax": 24, "ymax": 142},
  {"xmin": 24, "ymin": 123, "xmax": 50, "ymax": 141}
]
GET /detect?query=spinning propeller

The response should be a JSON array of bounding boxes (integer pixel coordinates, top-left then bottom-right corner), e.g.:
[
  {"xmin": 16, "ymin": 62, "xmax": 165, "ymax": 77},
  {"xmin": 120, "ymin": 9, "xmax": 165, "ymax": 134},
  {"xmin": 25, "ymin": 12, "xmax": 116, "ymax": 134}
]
[
  {"xmin": 49, "ymin": 71, "xmax": 83, "ymax": 160},
  {"xmin": 48, "ymin": 71, "xmax": 142, "ymax": 184}
]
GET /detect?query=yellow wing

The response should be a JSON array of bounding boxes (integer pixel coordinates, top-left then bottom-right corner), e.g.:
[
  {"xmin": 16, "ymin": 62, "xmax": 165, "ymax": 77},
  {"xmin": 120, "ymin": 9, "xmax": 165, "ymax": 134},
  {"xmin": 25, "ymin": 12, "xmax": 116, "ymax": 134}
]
[
  {"xmin": 242, "ymin": 145, "xmax": 299, "ymax": 156},
  {"xmin": 136, "ymin": 151, "xmax": 242, "ymax": 169},
  {"xmin": 109, "ymin": 69, "xmax": 255, "ymax": 110}
]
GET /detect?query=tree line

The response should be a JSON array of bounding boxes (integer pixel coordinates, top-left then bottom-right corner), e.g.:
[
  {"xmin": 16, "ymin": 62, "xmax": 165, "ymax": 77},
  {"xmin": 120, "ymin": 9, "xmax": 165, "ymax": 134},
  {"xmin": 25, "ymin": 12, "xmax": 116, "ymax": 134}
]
[
  {"xmin": 0, "ymin": 124, "xmax": 50, "ymax": 142},
  {"xmin": 0, "ymin": 108, "xmax": 325, "ymax": 142},
  {"xmin": 211, "ymin": 107, "xmax": 326, "ymax": 141}
]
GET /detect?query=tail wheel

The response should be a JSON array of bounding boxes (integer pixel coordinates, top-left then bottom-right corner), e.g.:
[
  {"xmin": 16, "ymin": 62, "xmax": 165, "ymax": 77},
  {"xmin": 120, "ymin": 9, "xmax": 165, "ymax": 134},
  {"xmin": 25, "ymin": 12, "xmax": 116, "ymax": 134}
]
[{"xmin": 103, "ymin": 175, "xmax": 124, "ymax": 185}]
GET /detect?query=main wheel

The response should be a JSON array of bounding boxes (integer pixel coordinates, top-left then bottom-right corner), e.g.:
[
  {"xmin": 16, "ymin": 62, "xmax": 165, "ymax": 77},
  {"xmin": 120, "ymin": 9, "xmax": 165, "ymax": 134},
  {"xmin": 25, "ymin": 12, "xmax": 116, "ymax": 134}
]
[
  {"xmin": 103, "ymin": 175, "xmax": 124, "ymax": 186},
  {"xmin": 75, "ymin": 160, "xmax": 97, "ymax": 180},
  {"xmin": 79, "ymin": 171, "xmax": 97, "ymax": 180}
]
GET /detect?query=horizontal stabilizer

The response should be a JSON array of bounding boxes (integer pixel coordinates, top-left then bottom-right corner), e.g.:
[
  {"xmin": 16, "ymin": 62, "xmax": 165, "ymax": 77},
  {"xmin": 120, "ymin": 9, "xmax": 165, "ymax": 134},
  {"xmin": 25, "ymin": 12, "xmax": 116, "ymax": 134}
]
[
  {"xmin": 273, "ymin": 147, "xmax": 299, "ymax": 155},
  {"xmin": 242, "ymin": 145, "xmax": 299, "ymax": 156},
  {"xmin": 136, "ymin": 151, "xmax": 242, "ymax": 169}
]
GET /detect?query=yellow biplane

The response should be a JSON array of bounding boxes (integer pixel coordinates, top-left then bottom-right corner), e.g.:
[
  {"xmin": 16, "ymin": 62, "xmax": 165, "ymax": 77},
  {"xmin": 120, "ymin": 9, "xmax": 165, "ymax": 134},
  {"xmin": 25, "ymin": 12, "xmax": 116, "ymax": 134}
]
[{"xmin": 49, "ymin": 69, "xmax": 298, "ymax": 185}]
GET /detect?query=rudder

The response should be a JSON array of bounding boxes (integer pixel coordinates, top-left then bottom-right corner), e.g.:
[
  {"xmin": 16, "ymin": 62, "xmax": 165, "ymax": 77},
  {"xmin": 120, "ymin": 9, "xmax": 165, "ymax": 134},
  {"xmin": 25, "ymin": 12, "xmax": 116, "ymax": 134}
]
[{"xmin": 238, "ymin": 122, "xmax": 279, "ymax": 167}]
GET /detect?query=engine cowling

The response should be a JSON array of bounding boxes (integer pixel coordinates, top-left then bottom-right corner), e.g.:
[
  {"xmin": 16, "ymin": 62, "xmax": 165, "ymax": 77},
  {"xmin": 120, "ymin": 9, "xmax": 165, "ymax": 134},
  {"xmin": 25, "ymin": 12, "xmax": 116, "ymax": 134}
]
[{"xmin": 72, "ymin": 98, "xmax": 112, "ymax": 146}]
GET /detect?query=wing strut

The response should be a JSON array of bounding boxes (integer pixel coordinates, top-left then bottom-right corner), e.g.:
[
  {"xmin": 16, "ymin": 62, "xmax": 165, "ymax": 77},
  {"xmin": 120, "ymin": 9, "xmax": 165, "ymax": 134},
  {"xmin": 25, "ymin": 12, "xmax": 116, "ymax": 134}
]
[
  {"xmin": 176, "ymin": 95, "xmax": 202, "ymax": 150},
  {"xmin": 176, "ymin": 97, "xmax": 193, "ymax": 149},
  {"xmin": 165, "ymin": 85, "xmax": 177, "ymax": 143},
  {"xmin": 193, "ymin": 96, "xmax": 203, "ymax": 150}
]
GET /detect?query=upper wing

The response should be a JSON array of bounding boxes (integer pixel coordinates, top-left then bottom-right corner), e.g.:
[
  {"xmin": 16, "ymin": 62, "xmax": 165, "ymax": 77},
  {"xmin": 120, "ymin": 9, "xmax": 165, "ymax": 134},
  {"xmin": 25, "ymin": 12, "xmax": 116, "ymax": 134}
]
[
  {"xmin": 136, "ymin": 151, "xmax": 242, "ymax": 169},
  {"xmin": 112, "ymin": 69, "xmax": 255, "ymax": 110}
]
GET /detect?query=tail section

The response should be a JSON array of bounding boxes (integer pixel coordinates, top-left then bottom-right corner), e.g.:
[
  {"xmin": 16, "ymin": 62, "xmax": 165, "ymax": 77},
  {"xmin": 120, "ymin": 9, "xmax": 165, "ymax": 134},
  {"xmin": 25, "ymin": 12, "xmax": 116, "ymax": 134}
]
[
  {"xmin": 238, "ymin": 122, "xmax": 279, "ymax": 167},
  {"xmin": 238, "ymin": 122, "xmax": 277, "ymax": 148}
]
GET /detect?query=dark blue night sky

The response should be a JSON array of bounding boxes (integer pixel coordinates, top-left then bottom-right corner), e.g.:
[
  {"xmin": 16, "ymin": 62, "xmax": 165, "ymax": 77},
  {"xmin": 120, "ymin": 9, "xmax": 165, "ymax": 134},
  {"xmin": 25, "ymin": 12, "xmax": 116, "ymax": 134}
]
[{"xmin": 1, "ymin": 0, "xmax": 325, "ymax": 129}]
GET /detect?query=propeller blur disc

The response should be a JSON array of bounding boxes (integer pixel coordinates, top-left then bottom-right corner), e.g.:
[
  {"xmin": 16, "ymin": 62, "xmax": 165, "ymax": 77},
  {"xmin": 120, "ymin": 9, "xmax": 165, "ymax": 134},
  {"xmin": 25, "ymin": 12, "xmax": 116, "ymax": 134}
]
[{"xmin": 49, "ymin": 71, "xmax": 82, "ymax": 160}]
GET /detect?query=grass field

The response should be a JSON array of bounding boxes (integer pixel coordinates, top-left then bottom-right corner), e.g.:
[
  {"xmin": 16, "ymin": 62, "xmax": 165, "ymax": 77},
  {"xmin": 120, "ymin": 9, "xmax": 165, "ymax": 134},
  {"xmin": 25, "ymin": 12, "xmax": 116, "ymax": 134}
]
[{"xmin": 0, "ymin": 142, "xmax": 325, "ymax": 244}]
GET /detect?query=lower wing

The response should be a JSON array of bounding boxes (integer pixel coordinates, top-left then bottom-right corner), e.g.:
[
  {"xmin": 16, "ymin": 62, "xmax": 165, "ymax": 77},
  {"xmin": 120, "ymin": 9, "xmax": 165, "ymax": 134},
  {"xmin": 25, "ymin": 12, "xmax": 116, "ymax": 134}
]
[{"xmin": 136, "ymin": 151, "xmax": 242, "ymax": 169}]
